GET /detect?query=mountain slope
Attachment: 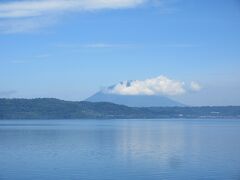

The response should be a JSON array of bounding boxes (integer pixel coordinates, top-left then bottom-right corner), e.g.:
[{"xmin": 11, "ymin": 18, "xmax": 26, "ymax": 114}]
[{"xmin": 86, "ymin": 91, "xmax": 184, "ymax": 107}]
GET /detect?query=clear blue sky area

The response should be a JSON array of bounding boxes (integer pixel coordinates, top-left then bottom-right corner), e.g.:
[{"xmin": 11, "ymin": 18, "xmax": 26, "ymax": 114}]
[{"xmin": 0, "ymin": 0, "xmax": 240, "ymax": 105}]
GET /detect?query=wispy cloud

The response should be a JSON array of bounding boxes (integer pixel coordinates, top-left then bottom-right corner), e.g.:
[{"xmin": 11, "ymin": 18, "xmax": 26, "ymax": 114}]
[
  {"xmin": 104, "ymin": 75, "xmax": 202, "ymax": 96},
  {"xmin": 10, "ymin": 53, "xmax": 52, "ymax": 64},
  {"xmin": 34, "ymin": 54, "xmax": 51, "ymax": 59},
  {"xmin": 0, "ymin": 16, "xmax": 57, "ymax": 33},
  {"xmin": 190, "ymin": 81, "xmax": 202, "ymax": 92},
  {"xmin": 56, "ymin": 42, "xmax": 134, "ymax": 49},
  {"xmin": 0, "ymin": 90, "xmax": 17, "ymax": 97},
  {"xmin": 81, "ymin": 43, "xmax": 129, "ymax": 48},
  {"xmin": 0, "ymin": 0, "xmax": 146, "ymax": 18},
  {"xmin": 0, "ymin": 0, "xmax": 148, "ymax": 33},
  {"xmin": 55, "ymin": 42, "xmax": 197, "ymax": 50},
  {"xmin": 158, "ymin": 43, "xmax": 198, "ymax": 48},
  {"xmin": 11, "ymin": 60, "xmax": 29, "ymax": 64}
]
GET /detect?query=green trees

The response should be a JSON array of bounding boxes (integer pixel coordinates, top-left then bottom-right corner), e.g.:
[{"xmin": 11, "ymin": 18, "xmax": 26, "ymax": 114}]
[{"xmin": 0, "ymin": 98, "xmax": 239, "ymax": 119}]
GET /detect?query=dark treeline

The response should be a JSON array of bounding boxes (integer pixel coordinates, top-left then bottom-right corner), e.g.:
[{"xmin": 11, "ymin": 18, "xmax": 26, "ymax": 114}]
[{"xmin": 0, "ymin": 98, "xmax": 239, "ymax": 119}]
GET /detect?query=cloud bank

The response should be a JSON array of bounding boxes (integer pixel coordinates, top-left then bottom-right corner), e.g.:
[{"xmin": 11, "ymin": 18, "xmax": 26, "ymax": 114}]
[
  {"xmin": 0, "ymin": 0, "xmax": 147, "ymax": 33},
  {"xmin": 105, "ymin": 75, "xmax": 201, "ymax": 96}
]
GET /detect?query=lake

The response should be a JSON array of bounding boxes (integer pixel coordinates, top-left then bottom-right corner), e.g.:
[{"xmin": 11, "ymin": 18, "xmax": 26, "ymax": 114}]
[{"xmin": 0, "ymin": 119, "xmax": 240, "ymax": 180}]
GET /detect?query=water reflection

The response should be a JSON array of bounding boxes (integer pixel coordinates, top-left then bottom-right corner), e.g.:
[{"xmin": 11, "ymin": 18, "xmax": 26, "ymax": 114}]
[
  {"xmin": 0, "ymin": 119, "xmax": 240, "ymax": 180},
  {"xmin": 115, "ymin": 121, "xmax": 186, "ymax": 169}
]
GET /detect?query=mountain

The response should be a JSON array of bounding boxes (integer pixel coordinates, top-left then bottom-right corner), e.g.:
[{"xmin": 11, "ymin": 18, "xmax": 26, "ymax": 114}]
[
  {"xmin": 86, "ymin": 91, "xmax": 184, "ymax": 107},
  {"xmin": 0, "ymin": 98, "xmax": 239, "ymax": 119}
]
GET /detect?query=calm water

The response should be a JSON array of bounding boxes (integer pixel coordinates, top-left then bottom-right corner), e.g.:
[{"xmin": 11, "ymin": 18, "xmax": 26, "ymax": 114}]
[{"xmin": 0, "ymin": 119, "xmax": 240, "ymax": 180}]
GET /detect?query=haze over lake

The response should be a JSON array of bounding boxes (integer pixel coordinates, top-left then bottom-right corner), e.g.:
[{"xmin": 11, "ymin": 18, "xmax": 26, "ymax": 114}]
[{"xmin": 0, "ymin": 119, "xmax": 240, "ymax": 180}]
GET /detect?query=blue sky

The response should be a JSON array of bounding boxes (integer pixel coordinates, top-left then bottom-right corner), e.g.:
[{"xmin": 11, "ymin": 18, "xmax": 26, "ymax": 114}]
[{"xmin": 0, "ymin": 0, "xmax": 240, "ymax": 106}]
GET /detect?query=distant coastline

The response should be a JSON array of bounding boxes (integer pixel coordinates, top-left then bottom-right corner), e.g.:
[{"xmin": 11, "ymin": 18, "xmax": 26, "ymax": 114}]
[{"xmin": 0, "ymin": 98, "xmax": 239, "ymax": 120}]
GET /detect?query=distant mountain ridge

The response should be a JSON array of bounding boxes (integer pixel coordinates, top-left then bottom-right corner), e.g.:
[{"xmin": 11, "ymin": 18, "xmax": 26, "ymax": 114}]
[
  {"xmin": 0, "ymin": 98, "xmax": 239, "ymax": 119},
  {"xmin": 86, "ymin": 80, "xmax": 185, "ymax": 107},
  {"xmin": 86, "ymin": 91, "xmax": 184, "ymax": 107}
]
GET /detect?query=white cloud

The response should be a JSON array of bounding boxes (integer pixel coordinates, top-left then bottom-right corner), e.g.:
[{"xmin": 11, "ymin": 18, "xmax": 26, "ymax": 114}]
[
  {"xmin": 104, "ymin": 76, "xmax": 202, "ymax": 96},
  {"xmin": 0, "ymin": 0, "xmax": 146, "ymax": 18},
  {"xmin": 105, "ymin": 76, "xmax": 185, "ymax": 96},
  {"xmin": 0, "ymin": 0, "xmax": 147, "ymax": 33},
  {"xmin": 190, "ymin": 81, "xmax": 202, "ymax": 91}
]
